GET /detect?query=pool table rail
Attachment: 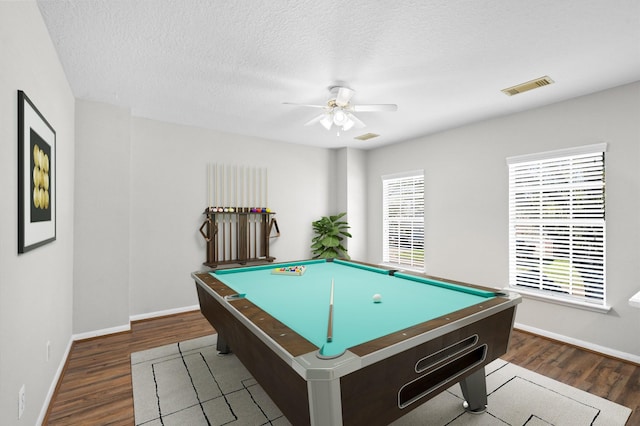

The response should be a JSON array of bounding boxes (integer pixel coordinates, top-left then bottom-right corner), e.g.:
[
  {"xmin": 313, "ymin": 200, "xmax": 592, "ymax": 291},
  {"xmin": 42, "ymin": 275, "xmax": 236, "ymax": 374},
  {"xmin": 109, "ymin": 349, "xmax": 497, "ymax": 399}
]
[
  {"xmin": 193, "ymin": 272, "xmax": 318, "ymax": 358},
  {"xmin": 394, "ymin": 269, "xmax": 506, "ymax": 295},
  {"xmin": 348, "ymin": 295, "xmax": 515, "ymax": 360}
]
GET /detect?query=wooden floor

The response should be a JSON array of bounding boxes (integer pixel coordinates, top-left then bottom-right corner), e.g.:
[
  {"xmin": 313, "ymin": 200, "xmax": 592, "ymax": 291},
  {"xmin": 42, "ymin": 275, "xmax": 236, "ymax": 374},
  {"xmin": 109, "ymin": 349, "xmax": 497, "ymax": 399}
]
[
  {"xmin": 44, "ymin": 311, "xmax": 215, "ymax": 425},
  {"xmin": 44, "ymin": 310, "xmax": 639, "ymax": 425}
]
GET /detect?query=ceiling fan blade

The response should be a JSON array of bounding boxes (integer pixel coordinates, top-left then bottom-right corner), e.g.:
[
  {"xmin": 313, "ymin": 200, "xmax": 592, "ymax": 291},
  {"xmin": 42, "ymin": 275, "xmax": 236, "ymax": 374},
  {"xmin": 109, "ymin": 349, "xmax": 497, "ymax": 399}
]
[
  {"xmin": 283, "ymin": 102, "xmax": 327, "ymax": 109},
  {"xmin": 334, "ymin": 87, "xmax": 355, "ymax": 107},
  {"xmin": 352, "ymin": 104, "xmax": 398, "ymax": 112},
  {"xmin": 319, "ymin": 114, "xmax": 333, "ymax": 130},
  {"xmin": 305, "ymin": 113, "xmax": 334, "ymax": 130},
  {"xmin": 304, "ymin": 113, "xmax": 326, "ymax": 126}
]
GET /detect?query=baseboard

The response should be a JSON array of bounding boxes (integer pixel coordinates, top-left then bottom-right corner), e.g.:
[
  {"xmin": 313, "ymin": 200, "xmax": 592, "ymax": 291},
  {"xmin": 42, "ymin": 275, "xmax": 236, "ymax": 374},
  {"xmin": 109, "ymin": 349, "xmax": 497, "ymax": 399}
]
[
  {"xmin": 129, "ymin": 304, "xmax": 200, "ymax": 322},
  {"xmin": 514, "ymin": 322, "xmax": 640, "ymax": 365},
  {"xmin": 37, "ymin": 336, "xmax": 73, "ymax": 425},
  {"xmin": 72, "ymin": 323, "xmax": 131, "ymax": 341},
  {"xmin": 70, "ymin": 305, "xmax": 201, "ymax": 340}
]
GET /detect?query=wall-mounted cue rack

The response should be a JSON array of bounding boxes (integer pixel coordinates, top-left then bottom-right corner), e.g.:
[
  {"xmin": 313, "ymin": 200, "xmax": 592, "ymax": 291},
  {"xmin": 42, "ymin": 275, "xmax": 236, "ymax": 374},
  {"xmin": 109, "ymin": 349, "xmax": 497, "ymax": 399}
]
[
  {"xmin": 199, "ymin": 163, "xmax": 279, "ymax": 268},
  {"xmin": 199, "ymin": 207, "xmax": 279, "ymax": 268}
]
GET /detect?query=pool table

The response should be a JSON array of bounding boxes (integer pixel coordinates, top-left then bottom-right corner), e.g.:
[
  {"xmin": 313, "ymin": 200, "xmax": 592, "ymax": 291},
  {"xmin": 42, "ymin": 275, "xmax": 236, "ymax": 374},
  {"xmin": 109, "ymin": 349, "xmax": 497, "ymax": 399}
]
[{"xmin": 192, "ymin": 259, "xmax": 520, "ymax": 425}]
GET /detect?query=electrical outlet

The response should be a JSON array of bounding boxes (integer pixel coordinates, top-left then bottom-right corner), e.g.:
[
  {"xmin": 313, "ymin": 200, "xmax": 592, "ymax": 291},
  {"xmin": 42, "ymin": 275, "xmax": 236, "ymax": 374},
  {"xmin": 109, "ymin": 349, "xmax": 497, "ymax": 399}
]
[
  {"xmin": 47, "ymin": 341, "xmax": 51, "ymax": 362},
  {"xmin": 18, "ymin": 385, "xmax": 25, "ymax": 419}
]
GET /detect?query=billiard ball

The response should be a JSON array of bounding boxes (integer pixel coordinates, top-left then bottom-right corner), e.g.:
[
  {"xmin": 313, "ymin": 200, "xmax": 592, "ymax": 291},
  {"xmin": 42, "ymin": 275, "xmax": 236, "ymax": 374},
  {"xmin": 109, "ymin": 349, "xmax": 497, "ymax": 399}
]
[{"xmin": 373, "ymin": 294, "xmax": 382, "ymax": 303}]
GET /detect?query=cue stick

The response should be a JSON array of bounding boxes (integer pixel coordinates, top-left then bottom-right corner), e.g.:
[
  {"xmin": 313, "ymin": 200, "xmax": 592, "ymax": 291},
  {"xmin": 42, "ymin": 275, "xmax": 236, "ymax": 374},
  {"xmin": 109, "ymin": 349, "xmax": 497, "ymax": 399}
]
[
  {"xmin": 258, "ymin": 166, "xmax": 262, "ymax": 211},
  {"xmin": 214, "ymin": 163, "xmax": 217, "ymax": 209},
  {"xmin": 245, "ymin": 166, "xmax": 250, "ymax": 258},
  {"xmin": 228, "ymin": 165, "xmax": 233, "ymax": 259},
  {"xmin": 258, "ymin": 167, "xmax": 262, "ymax": 256},
  {"xmin": 222, "ymin": 164, "xmax": 226, "ymax": 212},
  {"xmin": 213, "ymin": 163, "xmax": 219, "ymax": 262},
  {"xmin": 209, "ymin": 164, "xmax": 216, "ymax": 211},
  {"xmin": 265, "ymin": 167, "xmax": 268, "ymax": 211},
  {"xmin": 253, "ymin": 167, "xmax": 257, "ymax": 258},
  {"xmin": 248, "ymin": 166, "xmax": 252, "ymax": 258},
  {"xmin": 235, "ymin": 165, "xmax": 239, "ymax": 260},
  {"xmin": 221, "ymin": 164, "xmax": 226, "ymax": 261},
  {"xmin": 240, "ymin": 165, "xmax": 246, "ymax": 260},
  {"xmin": 327, "ymin": 278, "xmax": 334, "ymax": 342}
]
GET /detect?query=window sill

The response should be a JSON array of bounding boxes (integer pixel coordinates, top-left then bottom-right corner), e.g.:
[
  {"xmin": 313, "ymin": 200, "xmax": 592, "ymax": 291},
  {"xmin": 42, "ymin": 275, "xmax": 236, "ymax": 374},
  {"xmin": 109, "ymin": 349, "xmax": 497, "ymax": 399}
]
[
  {"xmin": 507, "ymin": 287, "xmax": 611, "ymax": 314},
  {"xmin": 379, "ymin": 262, "xmax": 424, "ymax": 273}
]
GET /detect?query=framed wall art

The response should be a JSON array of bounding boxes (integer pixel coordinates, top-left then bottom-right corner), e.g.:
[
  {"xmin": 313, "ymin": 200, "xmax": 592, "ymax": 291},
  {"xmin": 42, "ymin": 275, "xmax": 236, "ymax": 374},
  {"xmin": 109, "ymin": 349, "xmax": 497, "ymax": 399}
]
[{"xmin": 18, "ymin": 90, "xmax": 56, "ymax": 253}]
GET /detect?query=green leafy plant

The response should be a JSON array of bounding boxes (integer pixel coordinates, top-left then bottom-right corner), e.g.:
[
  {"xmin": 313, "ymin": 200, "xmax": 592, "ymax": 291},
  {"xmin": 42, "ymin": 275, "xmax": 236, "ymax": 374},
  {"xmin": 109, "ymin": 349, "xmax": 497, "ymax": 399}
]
[{"xmin": 311, "ymin": 212, "xmax": 352, "ymax": 259}]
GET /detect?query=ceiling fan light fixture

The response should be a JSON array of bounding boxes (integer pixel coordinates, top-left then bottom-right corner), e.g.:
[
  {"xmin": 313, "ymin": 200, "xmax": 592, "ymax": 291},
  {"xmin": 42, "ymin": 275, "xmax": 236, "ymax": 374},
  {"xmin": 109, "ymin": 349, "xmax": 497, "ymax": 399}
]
[
  {"xmin": 333, "ymin": 109, "xmax": 348, "ymax": 126},
  {"xmin": 333, "ymin": 86, "xmax": 355, "ymax": 107},
  {"xmin": 319, "ymin": 114, "xmax": 333, "ymax": 130},
  {"xmin": 342, "ymin": 117, "xmax": 355, "ymax": 131}
]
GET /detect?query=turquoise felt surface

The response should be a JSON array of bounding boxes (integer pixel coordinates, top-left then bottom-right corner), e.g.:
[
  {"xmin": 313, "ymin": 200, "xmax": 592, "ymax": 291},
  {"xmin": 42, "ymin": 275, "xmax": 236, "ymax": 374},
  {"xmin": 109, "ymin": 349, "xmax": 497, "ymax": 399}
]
[{"xmin": 212, "ymin": 261, "xmax": 494, "ymax": 357}]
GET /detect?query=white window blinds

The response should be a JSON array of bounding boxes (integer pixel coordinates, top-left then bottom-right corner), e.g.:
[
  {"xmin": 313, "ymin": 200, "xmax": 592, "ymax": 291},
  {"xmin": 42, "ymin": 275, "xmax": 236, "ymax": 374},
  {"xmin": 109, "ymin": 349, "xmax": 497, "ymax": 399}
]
[
  {"xmin": 382, "ymin": 171, "xmax": 424, "ymax": 269},
  {"xmin": 507, "ymin": 144, "xmax": 606, "ymax": 306}
]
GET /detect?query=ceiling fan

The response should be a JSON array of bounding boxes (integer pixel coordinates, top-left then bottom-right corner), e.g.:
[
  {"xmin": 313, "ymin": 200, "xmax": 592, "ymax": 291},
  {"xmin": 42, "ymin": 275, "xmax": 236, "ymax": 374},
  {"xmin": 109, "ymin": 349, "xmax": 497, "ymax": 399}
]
[{"xmin": 284, "ymin": 86, "xmax": 397, "ymax": 132}]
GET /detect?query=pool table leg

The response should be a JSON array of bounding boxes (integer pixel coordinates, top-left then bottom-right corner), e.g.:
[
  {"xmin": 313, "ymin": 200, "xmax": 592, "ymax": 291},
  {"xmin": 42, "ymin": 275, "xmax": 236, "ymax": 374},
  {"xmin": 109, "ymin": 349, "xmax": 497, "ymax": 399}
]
[
  {"xmin": 216, "ymin": 333, "xmax": 231, "ymax": 354},
  {"xmin": 459, "ymin": 367, "xmax": 487, "ymax": 413},
  {"xmin": 308, "ymin": 378, "xmax": 343, "ymax": 425}
]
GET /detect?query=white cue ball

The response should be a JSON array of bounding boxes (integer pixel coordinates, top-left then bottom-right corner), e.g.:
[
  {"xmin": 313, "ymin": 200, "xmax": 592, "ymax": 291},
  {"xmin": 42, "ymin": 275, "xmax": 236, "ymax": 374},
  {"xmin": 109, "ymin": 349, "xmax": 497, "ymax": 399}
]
[{"xmin": 373, "ymin": 293, "xmax": 382, "ymax": 303}]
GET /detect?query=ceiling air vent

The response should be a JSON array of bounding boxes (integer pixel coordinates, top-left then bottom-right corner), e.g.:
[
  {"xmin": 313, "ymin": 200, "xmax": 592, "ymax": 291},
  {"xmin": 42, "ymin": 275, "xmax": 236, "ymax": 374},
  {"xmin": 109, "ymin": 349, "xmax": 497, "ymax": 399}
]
[
  {"xmin": 502, "ymin": 76, "xmax": 554, "ymax": 96},
  {"xmin": 354, "ymin": 133, "xmax": 379, "ymax": 141}
]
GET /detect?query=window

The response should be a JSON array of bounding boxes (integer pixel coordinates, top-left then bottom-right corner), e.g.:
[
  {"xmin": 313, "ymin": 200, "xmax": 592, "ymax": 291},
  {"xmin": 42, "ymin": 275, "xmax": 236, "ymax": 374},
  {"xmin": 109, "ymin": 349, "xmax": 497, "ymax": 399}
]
[
  {"xmin": 507, "ymin": 143, "xmax": 607, "ymax": 308},
  {"xmin": 382, "ymin": 170, "xmax": 424, "ymax": 270}
]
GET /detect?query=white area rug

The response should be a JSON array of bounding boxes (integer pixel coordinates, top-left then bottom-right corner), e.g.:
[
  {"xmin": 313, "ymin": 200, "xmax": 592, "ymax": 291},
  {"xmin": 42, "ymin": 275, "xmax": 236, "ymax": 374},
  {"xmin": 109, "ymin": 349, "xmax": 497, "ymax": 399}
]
[{"xmin": 131, "ymin": 335, "xmax": 631, "ymax": 426}]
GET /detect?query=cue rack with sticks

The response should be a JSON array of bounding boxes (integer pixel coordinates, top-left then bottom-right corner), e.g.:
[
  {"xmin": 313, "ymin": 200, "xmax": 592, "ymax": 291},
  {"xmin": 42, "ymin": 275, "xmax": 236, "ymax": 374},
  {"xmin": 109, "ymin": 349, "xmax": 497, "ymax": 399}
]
[{"xmin": 199, "ymin": 164, "xmax": 280, "ymax": 268}]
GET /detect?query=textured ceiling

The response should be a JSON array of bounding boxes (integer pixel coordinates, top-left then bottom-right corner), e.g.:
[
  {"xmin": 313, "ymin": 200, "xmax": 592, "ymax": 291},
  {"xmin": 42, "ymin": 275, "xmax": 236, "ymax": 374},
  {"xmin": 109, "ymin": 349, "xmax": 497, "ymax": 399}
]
[{"xmin": 37, "ymin": 0, "xmax": 640, "ymax": 149}]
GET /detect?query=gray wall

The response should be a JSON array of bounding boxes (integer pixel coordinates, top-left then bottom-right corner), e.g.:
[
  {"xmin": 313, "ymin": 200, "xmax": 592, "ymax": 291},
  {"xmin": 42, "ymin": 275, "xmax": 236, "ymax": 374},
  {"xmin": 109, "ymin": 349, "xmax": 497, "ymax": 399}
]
[
  {"xmin": 366, "ymin": 82, "xmax": 640, "ymax": 359},
  {"xmin": 335, "ymin": 148, "xmax": 367, "ymax": 260},
  {"xmin": 0, "ymin": 2, "xmax": 75, "ymax": 424},
  {"xmin": 2, "ymin": 3, "xmax": 639, "ymax": 424},
  {"xmin": 73, "ymin": 100, "xmax": 131, "ymax": 335}
]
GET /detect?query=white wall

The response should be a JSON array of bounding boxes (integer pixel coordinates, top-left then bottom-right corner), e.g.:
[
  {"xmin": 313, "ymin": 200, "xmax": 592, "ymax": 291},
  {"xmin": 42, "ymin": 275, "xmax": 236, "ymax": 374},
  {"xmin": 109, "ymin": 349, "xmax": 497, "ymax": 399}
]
[
  {"xmin": 346, "ymin": 149, "xmax": 367, "ymax": 260},
  {"xmin": 366, "ymin": 82, "xmax": 640, "ymax": 359},
  {"xmin": 73, "ymin": 100, "xmax": 131, "ymax": 335},
  {"xmin": 335, "ymin": 148, "xmax": 368, "ymax": 259},
  {"xmin": 0, "ymin": 2, "xmax": 75, "ymax": 424},
  {"xmin": 128, "ymin": 117, "xmax": 335, "ymax": 316}
]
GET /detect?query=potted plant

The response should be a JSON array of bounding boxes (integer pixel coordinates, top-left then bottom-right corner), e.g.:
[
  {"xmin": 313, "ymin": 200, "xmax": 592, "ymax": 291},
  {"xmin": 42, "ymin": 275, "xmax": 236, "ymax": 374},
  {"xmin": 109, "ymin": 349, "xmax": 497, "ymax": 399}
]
[{"xmin": 311, "ymin": 212, "xmax": 352, "ymax": 259}]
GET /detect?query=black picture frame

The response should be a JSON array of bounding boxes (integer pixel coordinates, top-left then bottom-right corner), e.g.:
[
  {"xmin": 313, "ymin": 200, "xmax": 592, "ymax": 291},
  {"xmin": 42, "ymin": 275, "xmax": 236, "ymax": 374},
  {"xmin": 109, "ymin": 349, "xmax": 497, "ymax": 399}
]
[{"xmin": 18, "ymin": 90, "xmax": 56, "ymax": 253}]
